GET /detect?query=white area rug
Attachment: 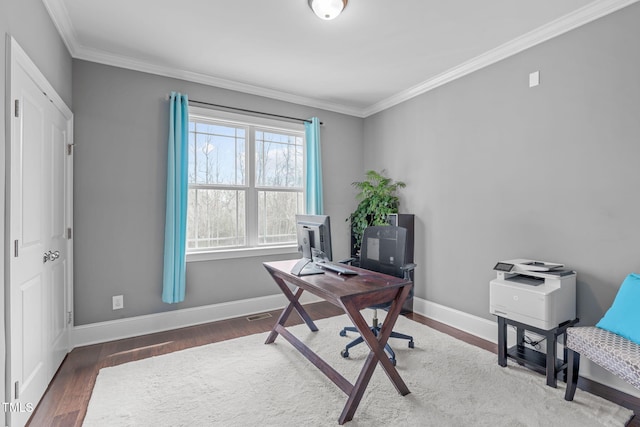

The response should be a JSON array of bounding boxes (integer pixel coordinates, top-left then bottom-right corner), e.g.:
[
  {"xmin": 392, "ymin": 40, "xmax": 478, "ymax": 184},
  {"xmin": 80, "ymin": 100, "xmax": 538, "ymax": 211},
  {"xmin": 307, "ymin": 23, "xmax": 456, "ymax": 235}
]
[{"xmin": 84, "ymin": 314, "xmax": 633, "ymax": 426}]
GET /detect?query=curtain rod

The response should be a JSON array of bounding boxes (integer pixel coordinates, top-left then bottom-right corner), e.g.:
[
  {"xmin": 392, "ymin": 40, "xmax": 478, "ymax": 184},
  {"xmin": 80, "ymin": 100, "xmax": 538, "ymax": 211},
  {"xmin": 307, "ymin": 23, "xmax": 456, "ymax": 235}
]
[{"xmin": 183, "ymin": 98, "xmax": 323, "ymax": 126}]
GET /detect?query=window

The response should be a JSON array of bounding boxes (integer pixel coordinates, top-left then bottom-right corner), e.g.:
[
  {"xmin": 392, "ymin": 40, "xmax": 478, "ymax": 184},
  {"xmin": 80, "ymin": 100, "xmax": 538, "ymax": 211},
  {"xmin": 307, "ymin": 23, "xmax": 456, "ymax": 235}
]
[{"xmin": 187, "ymin": 107, "xmax": 305, "ymax": 260}]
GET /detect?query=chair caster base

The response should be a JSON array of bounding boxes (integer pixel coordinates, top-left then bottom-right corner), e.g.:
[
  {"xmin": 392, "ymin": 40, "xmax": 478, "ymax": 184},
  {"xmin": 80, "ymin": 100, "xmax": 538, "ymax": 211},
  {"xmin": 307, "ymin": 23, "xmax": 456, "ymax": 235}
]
[
  {"xmin": 341, "ymin": 349, "xmax": 349, "ymax": 358},
  {"xmin": 408, "ymin": 341, "xmax": 414, "ymax": 349},
  {"xmin": 339, "ymin": 330, "xmax": 347, "ymax": 337}
]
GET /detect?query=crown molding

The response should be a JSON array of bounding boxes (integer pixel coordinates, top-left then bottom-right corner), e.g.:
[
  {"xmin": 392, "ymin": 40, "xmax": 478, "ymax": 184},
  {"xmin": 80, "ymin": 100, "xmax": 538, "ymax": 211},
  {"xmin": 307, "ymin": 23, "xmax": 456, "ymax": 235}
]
[
  {"xmin": 363, "ymin": 0, "xmax": 640, "ymax": 117},
  {"xmin": 44, "ymin": 0, "xmax": 639, "ymax": 119},
  {"xmin": 42, "ymin": 0, "xmax": 80, "ymax": 57},
  {"xmin": 71, "ymin": 44, "xmax": 366, "ymax": 117}
]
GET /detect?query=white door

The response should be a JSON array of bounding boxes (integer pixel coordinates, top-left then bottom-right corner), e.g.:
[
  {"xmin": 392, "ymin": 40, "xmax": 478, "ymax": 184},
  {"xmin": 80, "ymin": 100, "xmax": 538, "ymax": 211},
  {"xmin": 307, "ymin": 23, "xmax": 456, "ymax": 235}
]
[
  {"xmin": 8, "ymin": 39, "xmax": 73, "ymax": 427},
  {"xmin": 46, "ymin": 91, "xmax": 71, "ymax": 375}
]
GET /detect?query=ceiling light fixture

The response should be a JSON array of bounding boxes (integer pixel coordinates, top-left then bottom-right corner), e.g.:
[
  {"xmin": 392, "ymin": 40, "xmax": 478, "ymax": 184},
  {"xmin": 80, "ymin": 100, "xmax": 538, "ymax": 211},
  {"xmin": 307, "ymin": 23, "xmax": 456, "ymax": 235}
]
[{"xmin": 308, "ymin": 0, "xmax": 348, "ymax": 21}]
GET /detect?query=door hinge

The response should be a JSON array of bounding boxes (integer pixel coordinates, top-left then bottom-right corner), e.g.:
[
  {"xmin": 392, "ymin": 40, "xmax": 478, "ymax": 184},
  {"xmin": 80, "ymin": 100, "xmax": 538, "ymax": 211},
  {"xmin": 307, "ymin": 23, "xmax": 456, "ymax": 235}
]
[
  {"xmin": 67, "ymin": 144, "xmax": 74, "ymax": 155},
  {"xmin": 14, "ymin": 99, "xmax": 19, "ymax": 117},
  {"xmin": 67, "ymin": 311, "xmax": 73, "ymax": 325},
  {"xmin": 14, "ymin": 381, "xmax": 19, "ymax": 399},
  {"xmin": 67, "ymin": 227, "xmax": 72, "ymax": 239},
  {"xmin": 14, "ymin": 240, "xmax": 19, "ymax": 257}
]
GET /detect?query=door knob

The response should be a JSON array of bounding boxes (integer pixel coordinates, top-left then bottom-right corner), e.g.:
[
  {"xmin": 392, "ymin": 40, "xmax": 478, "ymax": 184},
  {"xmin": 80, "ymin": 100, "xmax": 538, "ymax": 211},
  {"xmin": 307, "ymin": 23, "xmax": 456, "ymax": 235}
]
[{"xmin": 43, "ymin": 250, "xmax": 60, "ymax": 263}]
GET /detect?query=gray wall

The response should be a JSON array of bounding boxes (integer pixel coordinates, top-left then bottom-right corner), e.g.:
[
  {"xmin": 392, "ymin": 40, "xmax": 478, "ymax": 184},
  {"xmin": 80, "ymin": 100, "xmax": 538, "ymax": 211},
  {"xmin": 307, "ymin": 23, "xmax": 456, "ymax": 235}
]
[
  {"xmin": 2, "ymin": 0, "xmax": 72, "ymax": 413},
  {"xmin": 2, "ymin": 1, "xmax": 73, "ymax": 106},
  {"xmin": 364, "ymin": 3, "xmax": 640, "ymax": 326},
  {"xmin": 72, "ymin": 60, "xmax": 364, "ymax": 325}
]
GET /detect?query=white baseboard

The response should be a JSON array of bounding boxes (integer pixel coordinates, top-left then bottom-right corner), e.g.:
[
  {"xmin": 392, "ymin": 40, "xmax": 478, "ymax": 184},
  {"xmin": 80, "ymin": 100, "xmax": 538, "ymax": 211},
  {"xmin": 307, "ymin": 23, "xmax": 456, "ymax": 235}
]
[
  {"xmin": 413, "ymin": 297, "xmax": 498, "ymax": 343},
  {"xmin": 70, "ymin": 292, "xmax": 321, "ymax": 348},
  {"xmin": 412, "ymin": 297, "xmax": 640, "ymax": 399}
]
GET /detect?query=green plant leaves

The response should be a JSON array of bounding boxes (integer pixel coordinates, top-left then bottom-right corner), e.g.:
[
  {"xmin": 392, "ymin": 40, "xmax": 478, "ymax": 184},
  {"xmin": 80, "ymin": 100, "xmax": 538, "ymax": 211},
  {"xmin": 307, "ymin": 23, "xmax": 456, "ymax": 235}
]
[{"xmin": 347, "ymin": 170, "xmax": 405, "ymax": 253}]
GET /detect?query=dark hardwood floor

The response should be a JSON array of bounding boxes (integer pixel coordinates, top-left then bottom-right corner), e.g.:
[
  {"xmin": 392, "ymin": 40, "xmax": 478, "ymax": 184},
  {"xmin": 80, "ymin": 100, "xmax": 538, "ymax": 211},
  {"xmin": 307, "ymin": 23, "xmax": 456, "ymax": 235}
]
[{"xmin": 27, "ymin": 302, "xmax": 639, "ymax": 426}]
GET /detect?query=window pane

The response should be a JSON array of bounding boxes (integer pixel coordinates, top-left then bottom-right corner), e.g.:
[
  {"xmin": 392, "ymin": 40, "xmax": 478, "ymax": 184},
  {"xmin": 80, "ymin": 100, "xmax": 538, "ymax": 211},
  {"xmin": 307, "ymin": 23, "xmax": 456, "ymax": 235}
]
[
  {"xmin": 188, "ymin": 131, "xmax": 196, "ymax": 183},
  {"xmin": 189, "ymin": 121, "xmax": 246, "ymax": 186},
  {"xmin": 187, "ymin": 111, "xmax": 305, "ymax": 255},
  {"xmin": 187, "ymin": 188, "xmax": 246, "ymax": 249},
  {"xmin": 257, "ymin": 190, "xmax": 303, "ymax": 245},
  {"xmin": 255, "ymin": 130, "xmax": 303, "ymax": 188}
]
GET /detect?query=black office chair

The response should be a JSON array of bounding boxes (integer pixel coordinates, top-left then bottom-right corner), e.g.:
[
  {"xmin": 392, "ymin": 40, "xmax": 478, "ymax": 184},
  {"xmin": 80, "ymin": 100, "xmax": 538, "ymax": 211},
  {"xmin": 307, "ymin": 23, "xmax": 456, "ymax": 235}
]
[{"xmin": 339, "ymin": 226, "xmax": 415, "ymax": 366}]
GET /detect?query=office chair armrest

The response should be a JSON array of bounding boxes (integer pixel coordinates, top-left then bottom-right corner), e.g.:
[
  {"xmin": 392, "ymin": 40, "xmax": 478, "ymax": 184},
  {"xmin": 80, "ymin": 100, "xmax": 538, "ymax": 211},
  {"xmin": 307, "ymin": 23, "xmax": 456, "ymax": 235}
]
[
  {"xmin": 400, "ymin": 263, "xmax": 417, "ymax": 273},
  {"xmin": 338, "ymin": 257, "xmax": 357, "ymax": 265}
]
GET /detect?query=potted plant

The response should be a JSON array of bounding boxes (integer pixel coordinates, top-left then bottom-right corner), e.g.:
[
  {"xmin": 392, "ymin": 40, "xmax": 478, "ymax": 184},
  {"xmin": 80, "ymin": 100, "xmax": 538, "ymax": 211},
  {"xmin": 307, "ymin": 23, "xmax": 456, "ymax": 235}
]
[{"xmin": 347, "ymin": 170, "xmax": 406, "ymax": 255}]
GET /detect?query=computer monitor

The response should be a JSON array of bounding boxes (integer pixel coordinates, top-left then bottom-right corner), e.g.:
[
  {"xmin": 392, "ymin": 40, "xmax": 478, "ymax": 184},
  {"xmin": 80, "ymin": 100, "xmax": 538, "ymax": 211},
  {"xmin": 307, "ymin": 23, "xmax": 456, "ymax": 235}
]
[{"xmin": 295, "ymin": 214, "xmax": 333, "ymax": 262}]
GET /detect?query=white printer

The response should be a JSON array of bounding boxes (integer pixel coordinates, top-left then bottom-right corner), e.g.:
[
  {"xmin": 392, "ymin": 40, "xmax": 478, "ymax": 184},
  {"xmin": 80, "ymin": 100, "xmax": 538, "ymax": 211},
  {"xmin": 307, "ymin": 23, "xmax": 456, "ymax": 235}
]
[{"xmin": 489, "ymin": 259, "xmax": 576, "ymax": 330}]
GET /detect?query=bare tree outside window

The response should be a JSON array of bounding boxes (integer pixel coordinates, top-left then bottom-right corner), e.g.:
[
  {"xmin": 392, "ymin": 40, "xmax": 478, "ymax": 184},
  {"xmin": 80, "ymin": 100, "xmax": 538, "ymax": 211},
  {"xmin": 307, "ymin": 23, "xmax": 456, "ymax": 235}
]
[{"xmin": 187, "ymin": 116, "xmax": 304, "ymax": 252}]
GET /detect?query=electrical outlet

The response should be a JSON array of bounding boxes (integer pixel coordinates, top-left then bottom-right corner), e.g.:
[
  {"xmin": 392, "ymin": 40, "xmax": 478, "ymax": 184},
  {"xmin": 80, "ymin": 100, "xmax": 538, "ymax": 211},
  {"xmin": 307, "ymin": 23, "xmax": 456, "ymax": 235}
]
[{"xmin": 112, "ymin": 295, "xmax": 124, "ymax": 310}]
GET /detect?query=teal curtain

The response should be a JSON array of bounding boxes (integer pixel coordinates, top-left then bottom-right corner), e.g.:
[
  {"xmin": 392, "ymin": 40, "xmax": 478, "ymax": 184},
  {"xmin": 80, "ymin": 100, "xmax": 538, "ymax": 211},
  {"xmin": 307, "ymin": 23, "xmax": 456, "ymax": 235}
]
[
  {"xmin": 304, "ymin": 117, "xmax": 323, "ymax": 214},
  {"xmin": 162, "ymin": 92, "xmax": 189, "ymax": 303}
]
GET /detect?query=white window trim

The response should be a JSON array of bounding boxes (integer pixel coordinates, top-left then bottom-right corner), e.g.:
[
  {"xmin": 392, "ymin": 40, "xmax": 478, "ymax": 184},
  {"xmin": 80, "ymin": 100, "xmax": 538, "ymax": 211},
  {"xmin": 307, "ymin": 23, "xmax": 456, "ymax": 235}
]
[
  {"xmin": 186, "ymin": 244, "xmax": 298, "ymax": 262},
  {"xmin": 186, "ymin": 107, "xmax": 305, "ymax": 262}
]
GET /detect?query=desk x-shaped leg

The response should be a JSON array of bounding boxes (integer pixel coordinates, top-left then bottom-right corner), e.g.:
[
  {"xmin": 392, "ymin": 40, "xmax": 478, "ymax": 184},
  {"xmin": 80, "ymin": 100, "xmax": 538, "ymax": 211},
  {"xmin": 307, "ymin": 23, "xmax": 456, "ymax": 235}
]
[
  {"xmin": 339, "ymin": 285, "xmax": 411, "ymax": 423},
  {"xmin": 265, "ymin": 275, "xmax": 318, "ymax": 345},
  {"xmin": 264, "ymin": 269, "xmax": 411, "ymax": 425}
]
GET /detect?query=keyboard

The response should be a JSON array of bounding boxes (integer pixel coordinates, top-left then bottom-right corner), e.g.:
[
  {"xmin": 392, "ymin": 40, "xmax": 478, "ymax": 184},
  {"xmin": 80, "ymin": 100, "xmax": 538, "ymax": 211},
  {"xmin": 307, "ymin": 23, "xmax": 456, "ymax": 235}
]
[{"xmin": 315, "ymin": 261, "xmax": 358, "ymax": 276}]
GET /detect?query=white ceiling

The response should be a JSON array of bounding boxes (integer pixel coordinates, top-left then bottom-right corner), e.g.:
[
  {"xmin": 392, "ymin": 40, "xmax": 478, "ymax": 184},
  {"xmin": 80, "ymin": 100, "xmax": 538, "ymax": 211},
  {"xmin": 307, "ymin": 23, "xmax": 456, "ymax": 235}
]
[{"xmin": 43, "ymin": 0, "xmax": 636, "ymax": 117}]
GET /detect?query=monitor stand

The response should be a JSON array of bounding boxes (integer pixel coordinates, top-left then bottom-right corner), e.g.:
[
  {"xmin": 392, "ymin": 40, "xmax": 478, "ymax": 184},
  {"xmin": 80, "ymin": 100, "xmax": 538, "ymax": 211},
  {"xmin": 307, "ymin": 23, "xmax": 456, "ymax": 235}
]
[{"xmin": 291, "ymin": 258, "xmax": 324, "ymax": 276}]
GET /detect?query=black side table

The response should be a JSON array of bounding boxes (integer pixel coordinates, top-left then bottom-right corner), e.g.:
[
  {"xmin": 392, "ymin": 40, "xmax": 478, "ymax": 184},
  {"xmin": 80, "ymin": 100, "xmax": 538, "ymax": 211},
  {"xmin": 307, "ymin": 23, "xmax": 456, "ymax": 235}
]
[{"xmin": 497, "ymin": 316, "xmax": 579, "ymax": 387}]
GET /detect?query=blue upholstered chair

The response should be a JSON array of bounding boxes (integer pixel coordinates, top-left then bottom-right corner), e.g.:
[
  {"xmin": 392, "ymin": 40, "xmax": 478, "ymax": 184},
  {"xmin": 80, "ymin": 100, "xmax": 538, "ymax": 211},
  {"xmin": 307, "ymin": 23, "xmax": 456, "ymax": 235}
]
[
  {"xmin": 565, "ymin": 273, "xmax": 640, "ymax": 401},
  {"xmin": 564, "ymin": 326, "xmax": 640, "ymax": 401}
]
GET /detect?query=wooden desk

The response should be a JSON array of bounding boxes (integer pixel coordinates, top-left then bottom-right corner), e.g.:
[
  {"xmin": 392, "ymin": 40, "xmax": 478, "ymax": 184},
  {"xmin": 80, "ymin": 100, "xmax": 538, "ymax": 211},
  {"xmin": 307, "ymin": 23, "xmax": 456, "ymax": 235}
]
[{"xmin": 263, "ymin": 259, "xmax": 412, "ymax": 425}]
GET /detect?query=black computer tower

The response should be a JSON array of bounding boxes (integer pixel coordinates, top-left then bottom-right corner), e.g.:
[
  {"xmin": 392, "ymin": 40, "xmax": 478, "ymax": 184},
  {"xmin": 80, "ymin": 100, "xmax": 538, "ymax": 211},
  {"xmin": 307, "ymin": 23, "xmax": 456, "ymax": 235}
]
[
  {"xmin": 387, "ymin": 214, "xmax": 415, "ymax": 313},
  {"xmin": 386, "ymin": 214, "xmax": 414, "ymax": 265}
]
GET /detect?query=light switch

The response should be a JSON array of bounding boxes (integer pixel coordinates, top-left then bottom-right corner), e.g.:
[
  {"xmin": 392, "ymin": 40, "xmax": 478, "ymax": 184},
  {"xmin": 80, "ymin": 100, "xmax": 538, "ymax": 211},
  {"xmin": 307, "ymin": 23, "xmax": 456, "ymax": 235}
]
[{"xmin": 529, "ymin": 71, "xmax": 540, "ymax": 88}]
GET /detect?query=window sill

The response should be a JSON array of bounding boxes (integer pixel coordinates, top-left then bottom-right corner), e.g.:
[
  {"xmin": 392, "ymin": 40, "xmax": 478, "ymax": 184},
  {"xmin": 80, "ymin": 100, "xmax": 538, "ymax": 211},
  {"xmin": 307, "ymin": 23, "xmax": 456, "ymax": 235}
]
[{"xmin": 186, "ymin": 245, "xmax": 298, "ymax": 262}]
